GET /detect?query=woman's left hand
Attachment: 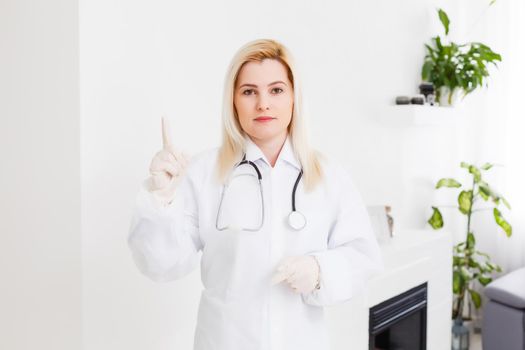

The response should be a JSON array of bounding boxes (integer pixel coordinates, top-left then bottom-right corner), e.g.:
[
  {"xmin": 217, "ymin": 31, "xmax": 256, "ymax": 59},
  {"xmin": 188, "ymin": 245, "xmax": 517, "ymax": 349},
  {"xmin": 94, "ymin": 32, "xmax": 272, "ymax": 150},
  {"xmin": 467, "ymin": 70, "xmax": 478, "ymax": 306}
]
[{"xmin": 271, "ymin": 255, "xmax": 320, "ymax": 294}]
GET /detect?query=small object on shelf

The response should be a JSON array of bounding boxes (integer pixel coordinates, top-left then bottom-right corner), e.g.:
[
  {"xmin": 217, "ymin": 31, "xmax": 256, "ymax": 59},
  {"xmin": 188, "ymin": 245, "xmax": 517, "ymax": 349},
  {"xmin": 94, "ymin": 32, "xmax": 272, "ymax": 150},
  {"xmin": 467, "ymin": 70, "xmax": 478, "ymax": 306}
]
[
  {"xmin": 385, "ymin": 206, "xmax": 395, "ymax": 237},
  {"xmin": 367, "ymin": 205, "xmax": 394, "ymax": 243},
  {"xmin": 410, "ymin": 94, "xmax": 425, "ymax": 105},
  {"xmin": 427, "ymin": 93, "xmax": 436, "ymax": 106},
  {"xmin": 395, "ymin": 96, "xmax": 411, "ymax": 105},
  {"xmin": 418, "ymin": 82, "xmax": 435, "ymax": 99}
]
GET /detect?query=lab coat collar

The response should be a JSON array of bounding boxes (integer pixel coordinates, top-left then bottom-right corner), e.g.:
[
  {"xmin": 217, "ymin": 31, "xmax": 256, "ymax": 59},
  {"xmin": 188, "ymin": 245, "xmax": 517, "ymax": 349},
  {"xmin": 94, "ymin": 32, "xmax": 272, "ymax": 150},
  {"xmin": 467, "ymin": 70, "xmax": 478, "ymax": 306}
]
[{"xmin": 243, "ymin": 135, "xmax": 301, "ymax": 170}]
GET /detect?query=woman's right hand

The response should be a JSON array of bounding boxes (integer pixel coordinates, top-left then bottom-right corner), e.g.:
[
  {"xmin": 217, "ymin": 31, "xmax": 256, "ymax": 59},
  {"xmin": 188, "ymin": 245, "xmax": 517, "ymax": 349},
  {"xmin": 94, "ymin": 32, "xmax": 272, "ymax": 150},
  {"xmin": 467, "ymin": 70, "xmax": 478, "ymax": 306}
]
[{"xmin": 148, "ymin": 117, "xmax": 189, "ymax": 205}]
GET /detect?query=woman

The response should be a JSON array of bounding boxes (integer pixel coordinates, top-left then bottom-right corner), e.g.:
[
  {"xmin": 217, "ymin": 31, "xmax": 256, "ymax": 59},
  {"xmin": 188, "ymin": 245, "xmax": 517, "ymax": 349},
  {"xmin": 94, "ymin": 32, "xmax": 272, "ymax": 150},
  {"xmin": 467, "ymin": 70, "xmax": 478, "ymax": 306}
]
[{"xmin": 128, "ymin": 38, "xmax": 384, "ymax": 350}]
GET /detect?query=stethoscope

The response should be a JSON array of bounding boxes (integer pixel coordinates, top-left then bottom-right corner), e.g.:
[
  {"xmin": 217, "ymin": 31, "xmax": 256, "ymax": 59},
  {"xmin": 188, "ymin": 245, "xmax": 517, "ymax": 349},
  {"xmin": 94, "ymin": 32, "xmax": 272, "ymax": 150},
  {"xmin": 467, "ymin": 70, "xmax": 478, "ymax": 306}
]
[{"xmin": 215, "ymin": 154, "xmax": 306, "ymax": 232}]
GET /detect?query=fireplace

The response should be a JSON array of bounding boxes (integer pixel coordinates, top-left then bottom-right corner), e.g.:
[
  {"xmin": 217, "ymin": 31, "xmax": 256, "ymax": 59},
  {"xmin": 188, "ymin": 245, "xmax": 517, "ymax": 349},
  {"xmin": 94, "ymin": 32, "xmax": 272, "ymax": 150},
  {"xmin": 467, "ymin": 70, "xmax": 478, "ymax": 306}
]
[{"xmin": 369, "ymin": 282, "xmax": 428, "ymax": 350}]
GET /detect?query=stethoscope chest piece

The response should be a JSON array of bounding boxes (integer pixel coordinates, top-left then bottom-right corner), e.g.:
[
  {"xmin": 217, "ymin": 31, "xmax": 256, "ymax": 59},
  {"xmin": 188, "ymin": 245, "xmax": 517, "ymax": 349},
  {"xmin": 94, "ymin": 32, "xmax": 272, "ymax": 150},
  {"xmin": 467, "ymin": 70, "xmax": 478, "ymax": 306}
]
[{"xmin": 288, "ymin": 210, "xmax": 306, "ymax": 231}]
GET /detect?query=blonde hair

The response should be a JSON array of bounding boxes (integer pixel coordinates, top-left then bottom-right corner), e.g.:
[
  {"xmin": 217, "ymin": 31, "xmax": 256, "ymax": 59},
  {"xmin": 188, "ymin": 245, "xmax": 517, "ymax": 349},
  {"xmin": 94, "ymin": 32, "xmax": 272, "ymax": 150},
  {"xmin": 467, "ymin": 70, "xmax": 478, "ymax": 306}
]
[{"xmin": 217, "ymin": 38, "xmax": 323, "ymax": 192}]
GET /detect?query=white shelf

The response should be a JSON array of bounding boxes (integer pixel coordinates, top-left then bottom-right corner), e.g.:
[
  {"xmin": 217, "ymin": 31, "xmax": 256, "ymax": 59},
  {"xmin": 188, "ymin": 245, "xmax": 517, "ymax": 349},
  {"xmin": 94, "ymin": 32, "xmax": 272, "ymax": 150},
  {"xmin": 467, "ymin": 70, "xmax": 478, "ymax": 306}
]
[{"xmin": 379, "ymin": 105, "xmax": 460, "ymax": 126}]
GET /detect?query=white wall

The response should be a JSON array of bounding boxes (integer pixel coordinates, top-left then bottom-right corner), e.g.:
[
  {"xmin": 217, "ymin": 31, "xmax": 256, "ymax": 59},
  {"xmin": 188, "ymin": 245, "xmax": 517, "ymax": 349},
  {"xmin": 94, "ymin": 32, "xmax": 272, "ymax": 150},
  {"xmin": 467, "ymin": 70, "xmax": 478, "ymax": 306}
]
[
  {"xmin": 0, "ymin": 0, "xmax": 81, "ymax": 349},
  {"xmin": 1, "ymin": 0, "xmax": 520, "ymax": 349}
]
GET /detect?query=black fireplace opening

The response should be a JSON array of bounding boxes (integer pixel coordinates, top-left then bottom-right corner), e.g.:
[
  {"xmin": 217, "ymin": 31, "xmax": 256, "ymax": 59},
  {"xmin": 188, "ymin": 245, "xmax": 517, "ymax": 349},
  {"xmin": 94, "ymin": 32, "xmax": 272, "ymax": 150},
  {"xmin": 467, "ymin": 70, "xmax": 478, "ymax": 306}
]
[{"xmin": 369, "ymin": 282, "xmax": 428, "ymax": 350}]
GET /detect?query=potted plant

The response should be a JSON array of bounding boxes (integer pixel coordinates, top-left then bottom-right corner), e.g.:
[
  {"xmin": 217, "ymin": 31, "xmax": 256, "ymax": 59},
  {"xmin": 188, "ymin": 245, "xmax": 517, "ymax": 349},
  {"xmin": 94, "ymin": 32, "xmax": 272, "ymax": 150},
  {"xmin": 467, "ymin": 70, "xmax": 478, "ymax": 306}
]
[
  {"xmin": 427, "ymin": 162, "xmax": 512, "ymax": 347},
  {"xmin": 421, "ymin": 8, "xmax": 502, "ymax": 106}
]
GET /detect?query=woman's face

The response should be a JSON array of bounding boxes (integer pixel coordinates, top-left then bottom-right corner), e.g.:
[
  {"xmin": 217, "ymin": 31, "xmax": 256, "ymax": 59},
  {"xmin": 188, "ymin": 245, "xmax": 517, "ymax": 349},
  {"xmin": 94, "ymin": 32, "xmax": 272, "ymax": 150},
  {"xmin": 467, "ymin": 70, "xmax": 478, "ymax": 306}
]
[{"xmin": 234, "ymin": 59, "xmax": 294, "ymax": 143}]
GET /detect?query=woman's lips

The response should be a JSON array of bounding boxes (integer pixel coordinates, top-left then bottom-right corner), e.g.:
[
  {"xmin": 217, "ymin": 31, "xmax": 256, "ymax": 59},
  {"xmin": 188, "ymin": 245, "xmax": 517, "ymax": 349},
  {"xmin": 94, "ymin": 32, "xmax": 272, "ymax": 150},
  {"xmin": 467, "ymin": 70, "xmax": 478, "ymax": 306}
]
[{"xmin": 254, "ymin": 117, "xmax": 275, "ymax": 122}]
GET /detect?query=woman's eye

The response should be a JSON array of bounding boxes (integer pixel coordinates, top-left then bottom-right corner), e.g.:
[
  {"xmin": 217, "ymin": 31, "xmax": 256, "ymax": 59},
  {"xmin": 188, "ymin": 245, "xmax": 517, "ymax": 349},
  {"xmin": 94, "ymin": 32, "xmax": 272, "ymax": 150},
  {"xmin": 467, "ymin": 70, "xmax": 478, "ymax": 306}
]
[{"xmin": 241, "ymin": 88, "xmax": 283, "ymax": 95}]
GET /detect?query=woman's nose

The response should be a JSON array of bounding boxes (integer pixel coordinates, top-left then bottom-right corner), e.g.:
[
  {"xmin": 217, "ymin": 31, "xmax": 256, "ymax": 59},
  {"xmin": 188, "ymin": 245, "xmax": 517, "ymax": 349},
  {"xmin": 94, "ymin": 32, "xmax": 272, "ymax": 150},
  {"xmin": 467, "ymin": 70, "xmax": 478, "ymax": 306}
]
[{"xmin": 256, "ymin": 93, "xmax": 270, "ymax": 111}]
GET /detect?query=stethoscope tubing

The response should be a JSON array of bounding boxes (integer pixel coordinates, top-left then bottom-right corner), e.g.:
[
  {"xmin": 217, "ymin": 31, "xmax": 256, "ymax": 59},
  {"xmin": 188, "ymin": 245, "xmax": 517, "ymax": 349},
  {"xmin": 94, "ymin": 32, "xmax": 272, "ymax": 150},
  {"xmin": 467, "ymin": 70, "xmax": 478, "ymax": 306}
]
[{"xmin": 215, "ymin": 154, "xmax": 305, "ymax": 232}]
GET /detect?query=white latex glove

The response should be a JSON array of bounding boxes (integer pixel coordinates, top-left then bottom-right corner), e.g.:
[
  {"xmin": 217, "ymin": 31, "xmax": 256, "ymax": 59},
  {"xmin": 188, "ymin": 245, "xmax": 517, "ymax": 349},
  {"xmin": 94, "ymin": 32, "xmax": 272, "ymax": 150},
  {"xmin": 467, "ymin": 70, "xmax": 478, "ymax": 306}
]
[
  {"xmin": 271, "ymin": 255, "xmax": 321, "ymax": 294},
  {"xmin": 147, "ymin": 117, "xmax": 189, "ymax": 206}
]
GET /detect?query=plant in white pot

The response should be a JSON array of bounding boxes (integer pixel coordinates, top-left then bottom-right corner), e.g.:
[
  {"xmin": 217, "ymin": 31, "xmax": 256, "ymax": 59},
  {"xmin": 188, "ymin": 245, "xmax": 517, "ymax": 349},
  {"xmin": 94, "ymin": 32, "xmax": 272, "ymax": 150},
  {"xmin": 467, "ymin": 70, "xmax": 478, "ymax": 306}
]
[{"xmin": 421, "ymin": 8, "xmax": 502, "ymax": 106}]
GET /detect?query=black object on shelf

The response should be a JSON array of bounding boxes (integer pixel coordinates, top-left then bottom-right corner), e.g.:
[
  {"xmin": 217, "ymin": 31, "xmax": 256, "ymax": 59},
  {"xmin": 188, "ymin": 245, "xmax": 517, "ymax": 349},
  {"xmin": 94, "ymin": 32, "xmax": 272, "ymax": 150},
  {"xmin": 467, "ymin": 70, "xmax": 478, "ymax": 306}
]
[
  {"xmin": 395, "ymin": 96, "xmax": 411, "ymax": 105},
  {"xmin": 410, "ymin": 95, "xmax": 425, "ymax": 105},
  {"xmin": 418, "ymin": 83, "xmax": 435, "ymax": 98}
]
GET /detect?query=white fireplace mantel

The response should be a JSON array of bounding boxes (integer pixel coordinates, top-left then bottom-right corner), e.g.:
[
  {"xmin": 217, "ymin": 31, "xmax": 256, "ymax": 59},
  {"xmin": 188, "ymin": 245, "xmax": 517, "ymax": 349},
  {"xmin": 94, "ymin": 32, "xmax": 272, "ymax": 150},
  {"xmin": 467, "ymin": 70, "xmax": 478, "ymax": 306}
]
[{"xmin": 325, "ymin": 229, "xmax": 453, "ymax": 350}]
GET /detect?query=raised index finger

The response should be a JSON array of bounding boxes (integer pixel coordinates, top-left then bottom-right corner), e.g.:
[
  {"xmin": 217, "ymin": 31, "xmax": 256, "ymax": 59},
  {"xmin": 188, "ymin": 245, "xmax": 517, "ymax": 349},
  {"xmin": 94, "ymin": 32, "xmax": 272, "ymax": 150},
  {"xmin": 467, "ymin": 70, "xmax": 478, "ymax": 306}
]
[
  {"xmin": 271, "ymin": 269, "xmax": 291, "ymax": 285},
  {"xmin": 161, "ymin": 116, "xmax": 173, "ymax": 151}
]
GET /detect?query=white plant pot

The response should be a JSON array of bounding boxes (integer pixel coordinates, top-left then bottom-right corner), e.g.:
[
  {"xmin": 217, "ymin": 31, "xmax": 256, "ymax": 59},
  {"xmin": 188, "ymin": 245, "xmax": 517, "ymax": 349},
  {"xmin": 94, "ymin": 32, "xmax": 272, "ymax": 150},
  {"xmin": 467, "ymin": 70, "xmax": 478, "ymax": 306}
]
[{"xmin": 438, "ymin": 87, "xmax": 462, "ymax": 107}]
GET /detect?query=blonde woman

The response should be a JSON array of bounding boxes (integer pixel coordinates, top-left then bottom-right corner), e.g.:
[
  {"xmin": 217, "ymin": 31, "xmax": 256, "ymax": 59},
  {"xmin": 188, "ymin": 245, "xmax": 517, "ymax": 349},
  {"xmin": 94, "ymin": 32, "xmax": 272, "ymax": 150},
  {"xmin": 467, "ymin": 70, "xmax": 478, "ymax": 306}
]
[{"xmin": 128, "ymin": 38, "xmax": 384, "ymax": 350}]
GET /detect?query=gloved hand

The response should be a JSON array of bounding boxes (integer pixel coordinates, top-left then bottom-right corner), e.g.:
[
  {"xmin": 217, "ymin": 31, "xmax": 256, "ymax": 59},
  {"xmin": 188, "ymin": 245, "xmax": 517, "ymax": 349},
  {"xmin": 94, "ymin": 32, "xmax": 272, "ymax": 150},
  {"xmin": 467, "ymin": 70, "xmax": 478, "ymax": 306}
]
[
  {"xmin": 147, "ymin": 117, "xmax": 190, "ymax": 206},
  {"xmin": 271, "ymin": 255, "xmax": 321, "ymax": 294}
]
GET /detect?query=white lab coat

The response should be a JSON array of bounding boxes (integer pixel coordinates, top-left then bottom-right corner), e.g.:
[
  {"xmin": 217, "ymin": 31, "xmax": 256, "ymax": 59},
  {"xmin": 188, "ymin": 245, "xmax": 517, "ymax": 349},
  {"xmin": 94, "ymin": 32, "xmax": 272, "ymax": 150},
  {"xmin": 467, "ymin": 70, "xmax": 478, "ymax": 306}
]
[{"xmin": 127, "ymin": 136, "xmax": 384, "ymax": 350}]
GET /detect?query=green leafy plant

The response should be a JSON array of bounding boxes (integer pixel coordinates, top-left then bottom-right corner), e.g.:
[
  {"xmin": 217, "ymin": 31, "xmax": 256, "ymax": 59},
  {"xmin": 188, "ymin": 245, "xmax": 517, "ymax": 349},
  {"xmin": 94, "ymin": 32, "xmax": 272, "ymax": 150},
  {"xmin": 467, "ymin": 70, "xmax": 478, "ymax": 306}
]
[
  {"xmin": 427, "ymin": 162, "xmax": 512, "ymax": 320},
  {"xmin": 421, "ymin": 8, "xmax": 502, "ymax": 105}
]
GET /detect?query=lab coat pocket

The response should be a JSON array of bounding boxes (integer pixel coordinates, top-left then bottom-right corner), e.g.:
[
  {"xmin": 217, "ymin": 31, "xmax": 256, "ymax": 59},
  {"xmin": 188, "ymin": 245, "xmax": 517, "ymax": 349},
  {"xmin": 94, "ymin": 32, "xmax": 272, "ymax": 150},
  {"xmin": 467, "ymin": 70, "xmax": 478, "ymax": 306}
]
[{"xmin": 200, "ymin": 228, "xmax": 240, "ymax": 298}]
